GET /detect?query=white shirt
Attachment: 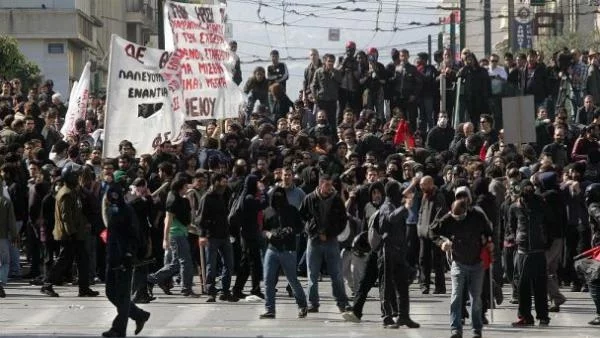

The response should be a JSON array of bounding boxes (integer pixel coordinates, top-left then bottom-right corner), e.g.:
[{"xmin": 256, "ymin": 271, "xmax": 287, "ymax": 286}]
[{"xmin": 488, "ymin": 66, "xmax": 508, "ymax": 80}]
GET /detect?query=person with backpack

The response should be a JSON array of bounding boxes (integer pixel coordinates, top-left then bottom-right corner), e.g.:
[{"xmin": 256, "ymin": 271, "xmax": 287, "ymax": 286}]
[
  {"xmin": 508, "ymin": 180, "xmax": 551, "ymax": 327},
  {"xmin": 375, "ymin": 180, "xmax": 420, "ymax": 329},
  {"xmin": 342, "ymin": 183, "xmax": 389, "ymax": 323},
  {"xmin": 197, "ymin": 173, "xmax": 237, "ymax": 303},
  {"xmin": 260, "ymin": 187, "xmax": 308, "ymax": 319},
  {"xmin": 231, "ymin": 174, "xmax": 268, "ymax": 299}
]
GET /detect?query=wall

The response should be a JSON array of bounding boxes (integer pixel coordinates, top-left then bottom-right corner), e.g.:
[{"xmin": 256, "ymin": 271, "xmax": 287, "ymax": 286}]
[{"xmin": 18, "ymin": 39, "xmax": 71, "ymax": 97}]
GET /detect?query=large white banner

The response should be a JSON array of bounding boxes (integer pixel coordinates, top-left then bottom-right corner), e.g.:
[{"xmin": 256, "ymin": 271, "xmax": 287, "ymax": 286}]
[
  {"xmin": 61, "ymin": 62, "xmax": 90, "ymax": 137},
  {"xmin": 161, "ymin": 1, "xmax": 245, "ymax": 120},
  {"xmin": 103, "ymin": 34, "xmax": 185, "ymax": 158}
]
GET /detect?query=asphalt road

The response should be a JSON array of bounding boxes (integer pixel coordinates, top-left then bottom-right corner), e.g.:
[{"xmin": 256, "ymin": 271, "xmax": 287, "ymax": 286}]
[{"xmin": 0, "ymin": 276, "xmax": 598, "ymax": 338}]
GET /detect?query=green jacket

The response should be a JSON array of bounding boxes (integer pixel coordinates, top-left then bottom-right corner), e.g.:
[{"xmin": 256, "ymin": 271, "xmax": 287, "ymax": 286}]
[
  {"xmin": 0, "ymin": 195, "xmax": 17, "ymax": 240},
  {"xmin": 54, "ymin": 186, "xmax": 88, "ymax": 241}
]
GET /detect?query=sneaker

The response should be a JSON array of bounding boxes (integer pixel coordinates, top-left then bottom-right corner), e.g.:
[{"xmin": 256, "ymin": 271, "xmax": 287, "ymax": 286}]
[
  {"xmin": 181, "ymin": 289, "xmax": 200, "ymax": 298},
  {"xmin": 259, "ymin": 312, "xmax": 275, "ymax": 319},
  {"xmin": 433, "ymin": 289, "xmax": 446, "ymax": 295},
  {"xmin": 482, "ymin": 314, "xmax": 489, "ymax": 325},
  {"xmin": 232, "ymin": 291, "xmax": 249, "ymax": 300},
  {"xmin": 219, "ymin": 293, "xmax": 239, "ymax": 302},
  {"xmin": 383, "ymin": 319, "xmax": 399, "ymax": 329},
  {"xmin": 421, "ymin": 288, "xmax": 430, "ymax": 295},
  {"xmin": 548, "ymin": 304, "xmax": 560, "ymax": 312},
  {"xmin": 206, "ymin": 295, "xmax": 216, "ymax": 303},
  {"xmin": 588, "ymin": 317, "xmax": 600, "ymax": 325},
  {"xmin": 29, "ymin": 277, "xmax": 44, "ymax": 286},
  {"xmin": 449, "ymin": 332, "xmax": 462, "ymax": 338},
  {"xmin": 338, "ymin": 305, "xmax": 353, "ymax": 313},
  {"xmin": 298, "ymin": 307, "xmax": 308, "ymax": 318},
  {"xmin": 78, "ymin": 288, "xmax": 100, "ymax": 297},
  {"xmin": 342, "ymin": 311, "xmax": 361, "ymax": 323},
  {"xmin": 0, "ymin": 286, "xmax": 5, "ymax": 298},
  {"xmin": 102, "ymin": 329, "xmax": 124, "ymax": 337},
  {"xmin": 251, "ymin": 290, "xmax": 265, "ymax": 299},
  {"xmin": 133, "ymin": 293, "xmax": 156, "ymax": 304},
  {"xmin": 158, "ymin": 281, "xmax": 173, "ymax": 295},
  {"xmin": 396, "ymin": 317, "xmax": 420, "ymax": 328},
  {"xmin": 307, "ymin": 306, "xmax": 319, "ymax": 313},
  {"xmin": 40, "ymin": 285, "xmax": 59, "ymax": 297},
  {"xmin": 134, "ymin": 311, "xmax": 150, "ymax": 335},
  {"xmin": 472, "ymin": 330, "xmax": 482, "ymax": 338},
  {"xmin": 511, "ymin": 317, "xmax": 534, "ymax": 327},
  {"xmin": 539, "ymin": 318, "xmax": 550, "ymax": 327}
]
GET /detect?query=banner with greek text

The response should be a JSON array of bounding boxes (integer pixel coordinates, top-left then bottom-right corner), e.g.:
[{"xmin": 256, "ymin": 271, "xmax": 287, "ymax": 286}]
[
  {"xmin": 61, "ymin": 62, "xmax": 90, "ymax": 138},
  {"xmin": 103, "ymin": 34, "xmax": 185, "ymax": 158},
  {"xmin": 161, "ymin": 0, "xmax": 245, "ymax": 120}
]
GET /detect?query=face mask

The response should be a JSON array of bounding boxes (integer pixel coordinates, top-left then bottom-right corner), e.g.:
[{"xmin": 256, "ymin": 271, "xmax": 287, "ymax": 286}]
[{"xmin": 438, "ymin": 117, "xmax": 448, "ymax": 128}]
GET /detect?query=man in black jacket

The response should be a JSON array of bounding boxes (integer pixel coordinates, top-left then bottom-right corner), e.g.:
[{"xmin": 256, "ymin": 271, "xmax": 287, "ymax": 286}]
[
  {"xmin": 377, "ymin": 181, "xmax": 420, "ymax": 329},
  {"xmin": 299, "ymin": 174, "xmax": 351, "ymax": 313},
  {"xmin": 197, "ymin": 173, "xmax": 236, "ymax": 303},
  {"xmin": 426, "ymin": 112, "xmax": 454, "ymax": 153},
  {"xmin": 508, "ymin": 180, "xmax": 550, "ymax": 327},
  {"xmin": 387, "ymin": 49, "xmax": 423, "ymax": 132},
  {"xmin": 430, "ymin": 188, "xmax": 493, "ymax": 338},
  {"xmin": 260, "ymin": 187, "xmax": 308, "ymax": 319}
]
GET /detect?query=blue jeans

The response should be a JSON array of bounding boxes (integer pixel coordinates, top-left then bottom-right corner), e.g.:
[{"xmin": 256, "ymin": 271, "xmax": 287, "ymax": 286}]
[
  {"xmin": 264, "ymin": 248, "xmax": 307, "ymax": 313},
  {"xmin": 0, "ymin": 239, "xmax": 9, "ymax": 285},
  {"xmin": 450, "ymin": 261, "xmax": 484, "ymax": 335},
  {"xmin": 204, "ymin": 237, "xmax": 234, "ymax": 295},
  {"xmin": 149, "ymin": 235, "xmax": 193, "ymax": 291},
  {"xmin": 306, "ymin": 237, "xmax": 349, "ymax": 308}
]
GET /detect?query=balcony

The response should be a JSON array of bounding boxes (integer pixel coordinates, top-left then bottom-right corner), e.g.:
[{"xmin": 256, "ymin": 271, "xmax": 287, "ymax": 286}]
[{"xmin": 126, "ymin": 0, "xmax": 155, "ymax": 30}]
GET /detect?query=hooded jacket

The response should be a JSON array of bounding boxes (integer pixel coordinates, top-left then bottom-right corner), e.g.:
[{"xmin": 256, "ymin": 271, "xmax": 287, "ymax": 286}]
[
  {"xmin": 299, "ymin": 166, "xmax": 320, "ymax": 194},
  {"xmin": 377, "ymin": 181, "xmax": 409, "ymax": 257},
  {"xmin": 537, "ymin": 171, "xmax": 567, "ymax": 241},
  {"xmin": 240, "ymin": 174, "xmax": 268, "ymax": 239},
  {"xmin": 508, "ymin": 183, "xmax": 550, "ymax": 253},
  {"xmin": 263, "ymin": 187, "xmax": 303, "ymax": 251},
  {"xmin": 105, "ymin": 186, "xmax": 140, "ymax": 268},
  {"xmin": 196, "ymin": 186, "xmax": 230, "ymax": 239},
  {"xmin": 300, "ymin": 187, "xmax": 347, "ymax": 240}
]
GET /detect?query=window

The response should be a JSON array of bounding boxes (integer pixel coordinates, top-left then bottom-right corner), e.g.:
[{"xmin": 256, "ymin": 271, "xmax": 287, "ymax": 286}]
[{"xmin": 48, "ymin": 43, "xmax": 65, "ymax": 54}]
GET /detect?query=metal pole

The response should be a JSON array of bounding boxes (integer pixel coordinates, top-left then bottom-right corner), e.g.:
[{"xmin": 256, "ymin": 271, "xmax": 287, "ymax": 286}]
[
  {"xmin": 158, "ymin": 0, "xmax": 165, "ymax": 49},
  {"xmin": 450, "ymin": 12, "xmax": 456, "ymax": 57},
  {"xmin": 438, "ymin": 32, "xmax": 443, "ymax": 52},
  {"xmin": 508, "ymin": 0, "xmax": 514, "ymax": 53},
  {"xmin": 484, "ymin": 0, "xmax": 491, "ymax": 57},
  {"xmin": 459, "ymin": 0, "xmax": 466, "ymax": 52},
  {"xmin": 428, "ymin": 35, "xmax": 432, "ymax": 65}
]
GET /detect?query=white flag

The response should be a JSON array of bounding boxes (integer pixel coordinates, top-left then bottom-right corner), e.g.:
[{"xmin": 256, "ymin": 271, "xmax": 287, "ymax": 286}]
[
  {"xmin": 161, "ymin": 1, "xmax": 245, "ymax": 120},
  {"xmin": 61, "ymin": 61, "xmax": 91, "ymax": 137},
  {"xmin": 103, "ymin": 35, "xmax": 185, "ymax": 158}
]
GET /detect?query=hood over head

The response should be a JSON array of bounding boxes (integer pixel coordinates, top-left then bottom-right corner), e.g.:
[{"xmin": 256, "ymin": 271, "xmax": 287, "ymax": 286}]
[
  {"xmin": 243, "ymin": 174, "xmax": 259, "ymax": 196},
  {"xmin": 270, "ymin": 186, "xmax": 289, "ymax": 210}
]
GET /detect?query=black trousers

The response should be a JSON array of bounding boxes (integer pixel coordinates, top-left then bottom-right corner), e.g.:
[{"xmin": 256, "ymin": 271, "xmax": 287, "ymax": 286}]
[
  {"xmin": 419, "ymin": 237, "xmax": 446, "ymax": 292},
  {"xmin": 27, "ymin": 223, "xmax": 41, "ymax": 276},
  {"xmin": 233, "ymin": 237, "xmax": 262, "ymax": 294},
  {"xmin": 378, "ymin": 246, "xmax": 410, "ymax": 321},
  {"xmin": 516, "ymin": 252, "xmax": 549, "ymax": 321},
  {"xmin": 105, "ymin": 265, "xmax": 148, "ymax": 335},
  {"xmin": 45, "ymin": 238, "xmax": 90, "ymax": 291},
  {"xmin": 338, "ymin": 89, "xmax": 361, "ymax": 122},
  {"xmin": 502, "ymin": 245, "xmax": 517, "ymax": 298},
  {"xmin": 352, "ymin": 251, "xmax": 393, "ymax": 318},
  {"xmin": 42, "ymin": 239, "xmax": 59, "ymax": 278}
]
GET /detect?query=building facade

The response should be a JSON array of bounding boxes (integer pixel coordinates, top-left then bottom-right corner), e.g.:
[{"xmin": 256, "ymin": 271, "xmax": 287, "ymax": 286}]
[{"xmin": 0, "ymin": 0, "xmax": 157, "ymax": 98}]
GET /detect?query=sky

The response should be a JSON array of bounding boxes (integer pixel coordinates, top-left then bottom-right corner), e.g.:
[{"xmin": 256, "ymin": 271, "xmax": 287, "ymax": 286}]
[{"xmin": 227, "ymin": 0, "xmax": 444, "ymax": 98}]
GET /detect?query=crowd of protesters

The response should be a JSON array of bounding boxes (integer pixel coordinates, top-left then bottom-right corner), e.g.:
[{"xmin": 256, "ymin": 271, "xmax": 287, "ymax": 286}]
[{"xmin": 1, "ymin": 39, "xmax": 600, "ymax": 338}]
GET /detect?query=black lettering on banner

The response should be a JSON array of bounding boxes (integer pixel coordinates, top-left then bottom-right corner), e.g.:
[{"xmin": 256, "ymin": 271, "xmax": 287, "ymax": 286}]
[
  {"xmin": 118, "ymin": 70, "xmax": 164, "ymax": 82},
  {"xmin": 194, "ymin": 7, "xmax": 214, "ymax": 23},
  {"xmin": 159, "ymin": 51, "xmax": 172, "ymax": 69},
  {"xmin": 127, "ymin": 87, "xmax": 169, "ymax": 98},
  {"xmin": 169, "ymin": 3, "xmax": 188, "ymax": 19},
  {"xmin": 124, "ymin": 44, "xmax": 146, "ymax": 64},
  {"xmin": 185, "ymin": 97, "xmax": 216, "ymax": 117}
]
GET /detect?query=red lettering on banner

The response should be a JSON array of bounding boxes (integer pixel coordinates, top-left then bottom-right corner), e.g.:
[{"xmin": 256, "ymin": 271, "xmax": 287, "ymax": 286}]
[
  {"xmin": 182, "ymin": 78, "xmax": 201, "ymax": 90},
  {"xmin": 204, "ymin": 48, "xmax": 229, "ymax": 61},
  {"xmin": 198, "ymin": 32, "xmax": 224, "ymax": 44},
  {"xmin": 205, "ymin": 77, "xmax": 226, "ymax": 89},
  {"xmin": 197, "ymin": 62, "xmax": 224, "ymax": 75},
  {"xmin": 182, "ymin": 63, "xmax": 193, "ymax": 75}
]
